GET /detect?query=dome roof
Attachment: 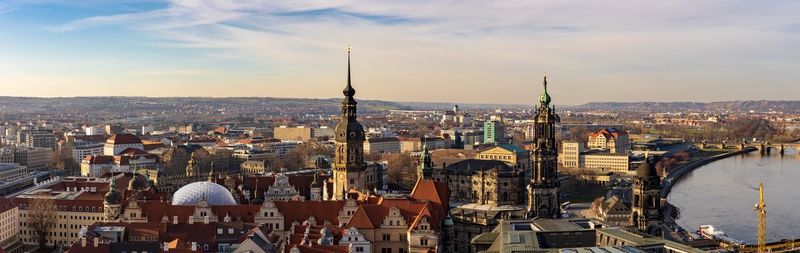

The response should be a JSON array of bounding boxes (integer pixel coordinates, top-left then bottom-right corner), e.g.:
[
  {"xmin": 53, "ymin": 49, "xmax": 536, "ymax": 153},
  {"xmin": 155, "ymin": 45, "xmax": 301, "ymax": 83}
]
[
  {"xmin": 104, "ymin": 180, "xmax": 119, "ymax": 204},
  {"xmin": 172, "ymin": 181, "xmax": 237, "ymax": 206}
]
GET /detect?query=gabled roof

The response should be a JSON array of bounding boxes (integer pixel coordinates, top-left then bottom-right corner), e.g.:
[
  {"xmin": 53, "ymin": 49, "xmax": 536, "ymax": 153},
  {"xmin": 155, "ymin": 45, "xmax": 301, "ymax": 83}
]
[
  {"xmin": 274, "ymin": 200, "xmax": 347, "ymax": 229},
  {"xmin": 410, "ymin": 178, "xmax": 449, "ymax": 210},
  {"xmin": 346, "ymin": 207, "xmax": 375, "ymax": 229}
]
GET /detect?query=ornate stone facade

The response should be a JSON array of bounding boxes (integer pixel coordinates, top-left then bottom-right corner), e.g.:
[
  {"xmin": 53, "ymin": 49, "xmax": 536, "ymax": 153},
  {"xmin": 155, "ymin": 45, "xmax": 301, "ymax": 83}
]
[{"xmin": 527, "ymin": 75, "xmax": 561, "ymax": 219}]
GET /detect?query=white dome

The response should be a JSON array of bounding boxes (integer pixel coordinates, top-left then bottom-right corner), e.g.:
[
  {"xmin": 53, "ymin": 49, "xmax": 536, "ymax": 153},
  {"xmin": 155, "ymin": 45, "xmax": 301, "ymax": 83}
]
[{"xmin": 172, "ymin": 181, "xmax": 237, "ymax": 206}]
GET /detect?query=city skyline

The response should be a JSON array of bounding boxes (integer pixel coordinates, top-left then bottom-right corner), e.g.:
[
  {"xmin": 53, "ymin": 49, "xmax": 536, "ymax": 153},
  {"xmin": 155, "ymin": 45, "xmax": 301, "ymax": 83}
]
[{"xmin": 2, "ymin": 1, "xmax": 800, "ymax": 104}]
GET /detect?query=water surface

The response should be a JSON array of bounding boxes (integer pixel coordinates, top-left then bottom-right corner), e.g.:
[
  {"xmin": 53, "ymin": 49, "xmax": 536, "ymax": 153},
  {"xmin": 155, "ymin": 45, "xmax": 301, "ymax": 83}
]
[{"xmin": 668, "ymin": 150, "xmax": 800, "ymax": 244}]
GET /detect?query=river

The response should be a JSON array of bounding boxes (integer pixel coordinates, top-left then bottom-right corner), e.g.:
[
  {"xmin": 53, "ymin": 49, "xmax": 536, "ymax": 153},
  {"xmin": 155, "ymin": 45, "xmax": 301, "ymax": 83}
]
[{"xmin": 668, "ymin": 149, "xmax": 800, "ymax": 244}]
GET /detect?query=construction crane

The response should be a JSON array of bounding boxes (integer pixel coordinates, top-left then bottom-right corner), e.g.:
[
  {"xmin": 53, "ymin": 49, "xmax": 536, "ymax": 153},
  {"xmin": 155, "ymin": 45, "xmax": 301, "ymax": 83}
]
[{"xmin": 754, "ymin": 181, "xmax": 767, "ymax": 253}]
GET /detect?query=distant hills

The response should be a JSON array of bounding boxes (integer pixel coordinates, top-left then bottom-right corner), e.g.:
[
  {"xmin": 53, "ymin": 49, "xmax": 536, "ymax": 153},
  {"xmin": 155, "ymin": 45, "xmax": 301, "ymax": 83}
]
[
  {"xmin": 569, "ymin": 101, "xmax": 800, "ymax": 112},
  {"xmin": 0, "ymin": 96, "xmax": 798, "ymax": 114}
]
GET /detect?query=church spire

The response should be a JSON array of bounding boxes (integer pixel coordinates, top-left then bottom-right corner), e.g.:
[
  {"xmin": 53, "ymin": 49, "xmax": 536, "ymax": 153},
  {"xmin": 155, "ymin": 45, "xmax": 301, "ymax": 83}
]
[
  {"xmin": 341, "ymin": 45, "xmax": 358, "ymax": 118},
  {"xmin": 343, "ymin": 45, "xmax": 356, "ymax": 98},
  {"xmin": 418, "ymin": 144, "xmax": 432, "ymax": 180},
  {"xmin": 539, "ymin": 74, "xmax": 551, "ymax": 106}
]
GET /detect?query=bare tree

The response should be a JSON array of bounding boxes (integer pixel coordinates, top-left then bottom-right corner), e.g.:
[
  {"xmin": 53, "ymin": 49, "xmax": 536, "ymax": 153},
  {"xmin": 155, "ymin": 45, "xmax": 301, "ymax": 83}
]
[
  {"xmin": 27, "ymin": 195, "xmax": 58, "ymax": 251},
  {"xmin": 384, "ymin": 153, "xmax": 417, "ymax": 190}
]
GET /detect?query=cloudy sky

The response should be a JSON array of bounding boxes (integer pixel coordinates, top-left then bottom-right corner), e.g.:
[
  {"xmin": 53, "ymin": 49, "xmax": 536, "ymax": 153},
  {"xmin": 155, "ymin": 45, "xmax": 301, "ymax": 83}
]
[{"xmin": 0, "ymin": 0, "xmax": 799, "ymax": 105}]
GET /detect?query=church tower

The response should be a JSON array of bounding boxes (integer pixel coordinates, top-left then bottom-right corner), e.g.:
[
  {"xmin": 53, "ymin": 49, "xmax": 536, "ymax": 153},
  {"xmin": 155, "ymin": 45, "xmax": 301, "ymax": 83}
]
[
  {"xmin": 417, "ymin": 144, "xmax": 432, "ymax": 180},
  {"xmin": 103, "ymin": 178, "xmax": 121, "ymax": 221},
  {"xmin": 631, "ymin": 156, "xmax": 663, "ymax": 236},
  {"xmin": 527, "ymin": 75, "xmax": 561, "ymax": 218},
  {"xmin": 332, "ymin": 46, "xmax": 368, "ymax": 200}
]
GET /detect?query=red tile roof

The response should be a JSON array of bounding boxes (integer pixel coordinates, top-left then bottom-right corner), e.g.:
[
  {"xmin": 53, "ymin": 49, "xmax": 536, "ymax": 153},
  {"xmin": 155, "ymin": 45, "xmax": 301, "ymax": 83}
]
[{"xmin": 106, "ymin": 134, "xmax": 143, "ymax": 145}]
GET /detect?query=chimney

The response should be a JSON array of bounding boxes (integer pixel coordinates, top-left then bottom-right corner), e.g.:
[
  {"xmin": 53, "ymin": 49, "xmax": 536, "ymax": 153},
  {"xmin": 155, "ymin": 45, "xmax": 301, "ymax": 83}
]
[
  {"xmin": 80, "ymin": 237, "xmax": 86, "ymax": 247},
  {"xmin": 93, "ymin": 237, "xmax": 99, "ymax": 247},
  {"xmin": 173, "ymin": 216, "xmax": 178, "ymax": 224},
  {"xmin": 191, "ymin": 242, "xmax": 198, "ymax": 251},
  {"xmin": 188, "ymin": 216, "xmax": 194, "ymax": 224}
]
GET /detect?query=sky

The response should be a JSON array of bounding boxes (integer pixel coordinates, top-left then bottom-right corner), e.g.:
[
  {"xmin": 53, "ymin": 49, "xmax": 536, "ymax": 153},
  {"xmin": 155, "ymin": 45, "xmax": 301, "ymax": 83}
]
[{"xmin": 0, "ymin": 0, "xmax": 799, "ymax": 105}]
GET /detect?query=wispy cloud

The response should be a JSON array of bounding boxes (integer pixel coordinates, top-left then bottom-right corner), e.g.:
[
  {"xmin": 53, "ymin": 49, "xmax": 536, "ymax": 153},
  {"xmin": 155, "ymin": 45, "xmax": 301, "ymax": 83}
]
[
  {"xmin": 5, "ymin": 0, "xmax": 800, "ymax": 103},
  {"xmin": 0, "ymin": 3, "xmax": 12, "ymax": 14}
]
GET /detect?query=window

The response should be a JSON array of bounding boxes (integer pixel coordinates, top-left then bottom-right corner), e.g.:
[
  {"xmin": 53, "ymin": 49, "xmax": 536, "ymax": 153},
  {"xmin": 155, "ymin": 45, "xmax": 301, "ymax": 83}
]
[
  {"xmin": 382, "ymin": 233, "xmax": 390, "ymax": 241},
  {"xmin": 381, "ymin": 249, "xmax": 392, "ymax": 253},
  {"xmin": 355, "ymin": 247, "xmax": 364, "ymax": 252},
  {"xmin": 420, "ymin": 238, "xmax": 428, "ymax": 246}
]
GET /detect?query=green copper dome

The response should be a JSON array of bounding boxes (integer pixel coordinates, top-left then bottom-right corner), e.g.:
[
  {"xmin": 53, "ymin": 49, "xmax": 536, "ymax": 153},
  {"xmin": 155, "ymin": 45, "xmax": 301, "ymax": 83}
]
[
  {"xmin": 539, "ymin": 75, "xmax": 551, "ymax": 105},
  {"xmin": 104, "ymin": 179, "xmax": 119, "ymax": 204}
]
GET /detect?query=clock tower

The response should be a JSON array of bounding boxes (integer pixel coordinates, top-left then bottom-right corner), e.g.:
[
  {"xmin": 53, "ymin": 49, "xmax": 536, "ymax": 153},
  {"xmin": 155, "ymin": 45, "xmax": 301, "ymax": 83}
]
[{"xmin": 332, "ymin": 46, "xmax": 367, "ymax": 200}]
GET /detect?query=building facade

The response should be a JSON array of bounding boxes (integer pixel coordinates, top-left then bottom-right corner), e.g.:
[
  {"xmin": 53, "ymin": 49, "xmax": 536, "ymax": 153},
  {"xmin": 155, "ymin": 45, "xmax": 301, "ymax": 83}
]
[
  {"xmin": 588, "ymin": 128, "xmax": 630, "ymax": 154},
  {"xmin": 364, "ymin": 137, "xmax": 401, "ymax": 154},
  {"xmin": 474, "ymin": 144, "xmax": 531, "ymax": 173}
]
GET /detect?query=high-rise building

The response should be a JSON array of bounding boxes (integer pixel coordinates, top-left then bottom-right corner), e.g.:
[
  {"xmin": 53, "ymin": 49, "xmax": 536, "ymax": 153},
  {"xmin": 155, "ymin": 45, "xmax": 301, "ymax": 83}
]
[
  {"xmin": 483, "ymin": 120, "xmax": 504, "ymax": 144},
  {"xmin": 527, "ymin": 75, "xmax": 561, "ymax": 219}
]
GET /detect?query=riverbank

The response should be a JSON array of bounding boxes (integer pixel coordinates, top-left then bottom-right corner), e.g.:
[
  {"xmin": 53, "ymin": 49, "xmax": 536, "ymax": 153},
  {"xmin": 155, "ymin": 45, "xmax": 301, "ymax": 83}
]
[
  {"xmin": 661, "ymin": 148, "xmax": 757, "ymax": 196},
  {"xmin": 660, "ymin": 148, "xmax": 756, "ymax": 244}
]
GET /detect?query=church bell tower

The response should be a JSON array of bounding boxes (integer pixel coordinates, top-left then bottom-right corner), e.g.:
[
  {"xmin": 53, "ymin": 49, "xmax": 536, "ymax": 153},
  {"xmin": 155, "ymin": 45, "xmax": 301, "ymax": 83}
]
[
  {"xmin": 527, "ymin": 75, "xmax": 561, "ymax": 218},
  {"xmin": 332, "ymin": 46, "xmax": 367, "ymax": 200}
]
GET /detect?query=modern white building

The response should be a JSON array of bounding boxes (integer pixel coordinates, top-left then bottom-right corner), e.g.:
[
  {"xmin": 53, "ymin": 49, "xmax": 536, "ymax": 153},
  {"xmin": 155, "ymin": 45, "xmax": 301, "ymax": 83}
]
[
  {"xmin": 72, "ymin": 142, "xmax": 105, "ymax": 161},
  {"xmin": 83, "ymin": 126, "xmax": 106, "ymax": 136}
]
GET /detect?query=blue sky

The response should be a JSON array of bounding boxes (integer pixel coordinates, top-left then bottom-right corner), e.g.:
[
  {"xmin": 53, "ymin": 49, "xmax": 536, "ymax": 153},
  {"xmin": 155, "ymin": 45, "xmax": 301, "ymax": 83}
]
[{"xmin": 1, "ymin": 0, "xmax": 799, "ymax": 105}]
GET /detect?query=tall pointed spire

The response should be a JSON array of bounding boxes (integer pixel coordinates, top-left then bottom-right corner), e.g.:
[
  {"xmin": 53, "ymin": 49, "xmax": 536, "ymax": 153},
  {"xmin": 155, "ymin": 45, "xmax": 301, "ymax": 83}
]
[{"xmin": 343, "ymin": 44, "xmax": 355, "ymax": 98}]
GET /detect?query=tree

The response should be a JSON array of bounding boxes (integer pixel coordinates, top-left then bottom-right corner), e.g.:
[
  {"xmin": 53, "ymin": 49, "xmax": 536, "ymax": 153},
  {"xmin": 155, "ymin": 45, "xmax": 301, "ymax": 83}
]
[
  {"xmin": 27, "ymin": 195, "xmax": 58, "ymax": 251},
  {"xmin": 384, "ymin": 153, "xmax": 417, "ymax": 190},
  {"xmin": 277, "ymin": 142, "xmax": 334, "ymax": 170}
]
